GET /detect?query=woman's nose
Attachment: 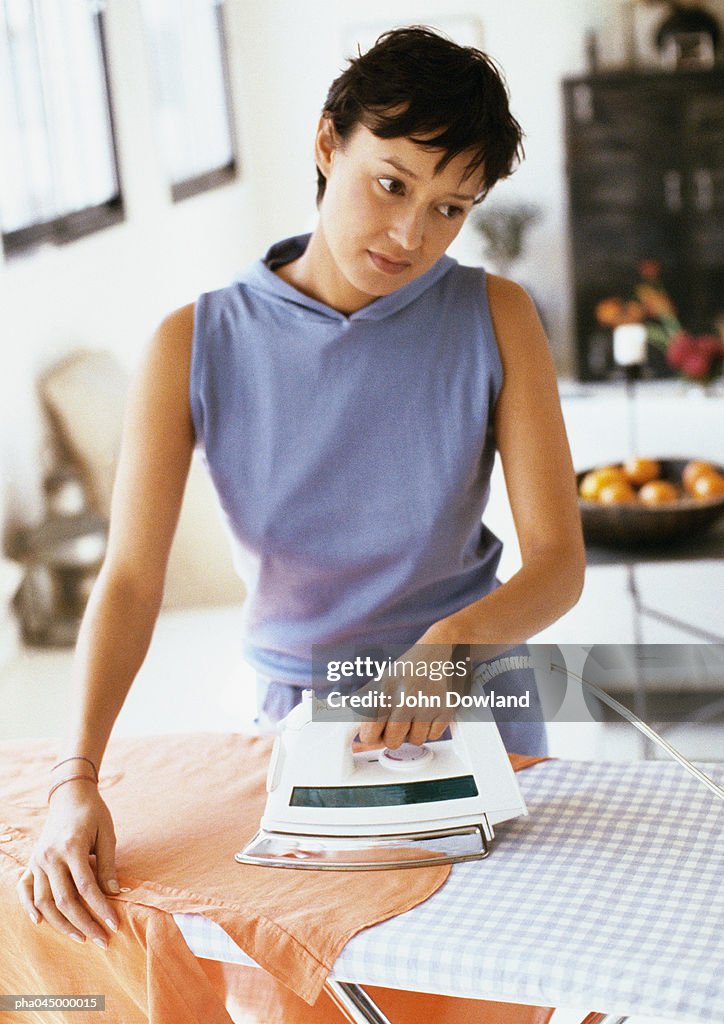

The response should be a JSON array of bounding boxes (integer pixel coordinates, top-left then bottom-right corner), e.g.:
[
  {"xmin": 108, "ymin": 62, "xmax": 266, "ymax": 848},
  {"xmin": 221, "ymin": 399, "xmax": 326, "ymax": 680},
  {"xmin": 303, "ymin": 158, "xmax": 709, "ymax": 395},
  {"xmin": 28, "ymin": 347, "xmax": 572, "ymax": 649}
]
[{"xmin": 387, "ymin": 206, "xmax": 425, "ymax": 251}]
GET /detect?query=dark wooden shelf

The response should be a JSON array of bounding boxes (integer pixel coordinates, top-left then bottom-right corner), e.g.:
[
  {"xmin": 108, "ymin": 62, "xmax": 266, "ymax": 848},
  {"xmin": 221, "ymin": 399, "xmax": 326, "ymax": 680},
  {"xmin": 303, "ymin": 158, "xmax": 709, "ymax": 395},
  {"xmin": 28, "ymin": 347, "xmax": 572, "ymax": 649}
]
[{"xmin": 563, "ymin": 69, "xmax": 724, "ymax": 381}]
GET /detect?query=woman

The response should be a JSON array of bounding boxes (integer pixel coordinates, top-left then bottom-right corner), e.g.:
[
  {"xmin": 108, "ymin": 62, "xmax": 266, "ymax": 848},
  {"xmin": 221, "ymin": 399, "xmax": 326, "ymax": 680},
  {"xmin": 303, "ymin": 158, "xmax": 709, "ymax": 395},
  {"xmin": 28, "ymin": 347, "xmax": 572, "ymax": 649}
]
[{"xmin": 18, "ymin": 26, "xmax": 585, "ymax": 949}]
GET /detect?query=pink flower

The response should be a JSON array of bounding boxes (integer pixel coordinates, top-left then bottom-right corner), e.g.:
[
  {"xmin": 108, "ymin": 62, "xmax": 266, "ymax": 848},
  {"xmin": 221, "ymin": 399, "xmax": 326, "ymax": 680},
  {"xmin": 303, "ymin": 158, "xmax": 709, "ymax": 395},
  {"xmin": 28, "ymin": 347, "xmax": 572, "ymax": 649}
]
[
  {"xmin": 665, "ymin": 332, "xmax": 723, "ymax": 380},
  {"xmin": 665, "ymin": 332, "xmax": 694, "ymax": 369},
  {"xmin": 680, "ymin": 349, "xmax": 712, "ymax": 380},
  {"xmin": 695, "ymin": 334, "xmax": 724, "ymax": 360},
  {"xmin": 638, "ymin": 259, "xmax": 661, "ymax": 282}
]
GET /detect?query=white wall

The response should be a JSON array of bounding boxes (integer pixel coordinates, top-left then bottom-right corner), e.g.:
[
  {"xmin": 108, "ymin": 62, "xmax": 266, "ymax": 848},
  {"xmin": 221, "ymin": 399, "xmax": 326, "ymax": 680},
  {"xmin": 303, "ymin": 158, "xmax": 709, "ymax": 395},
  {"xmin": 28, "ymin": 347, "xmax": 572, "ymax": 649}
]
[
  {"xmin": 0, "ymin": 0, "xmax": 260, "ymax": 534},
  {"xmin": 4, "ymin": 0, "xmax": 722, "ymax": 538},
  {"xmin": 225, "ymin": 0, "xmax": 602, "ymax": 340}
]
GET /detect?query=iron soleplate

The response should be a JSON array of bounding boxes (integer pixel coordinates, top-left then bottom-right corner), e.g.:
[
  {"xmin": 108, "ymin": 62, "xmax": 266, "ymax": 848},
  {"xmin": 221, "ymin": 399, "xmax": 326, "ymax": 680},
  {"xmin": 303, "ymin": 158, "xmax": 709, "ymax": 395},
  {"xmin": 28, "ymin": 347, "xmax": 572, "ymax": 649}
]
[{"xmin": 235, "ymin": 823, "xmax": 489, "ymax": 870}]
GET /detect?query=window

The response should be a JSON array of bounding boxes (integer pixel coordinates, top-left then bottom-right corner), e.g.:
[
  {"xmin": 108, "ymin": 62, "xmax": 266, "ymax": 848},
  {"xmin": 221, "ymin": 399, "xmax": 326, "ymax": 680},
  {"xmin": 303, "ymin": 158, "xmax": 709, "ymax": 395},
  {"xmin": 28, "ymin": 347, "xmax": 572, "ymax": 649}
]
[
  {"xmin": 0, "ymin": 0, "xmax": 122, "ymax": 255},
  {"xmin": 141, "ymin": 0, "xmax": 237, "ymax": 201}
]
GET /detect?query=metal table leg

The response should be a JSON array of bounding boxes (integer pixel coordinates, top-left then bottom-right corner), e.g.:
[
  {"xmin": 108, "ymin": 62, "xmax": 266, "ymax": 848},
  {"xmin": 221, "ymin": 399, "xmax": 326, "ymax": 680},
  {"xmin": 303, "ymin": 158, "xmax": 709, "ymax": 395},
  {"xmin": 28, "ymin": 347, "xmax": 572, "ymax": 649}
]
[
  {"xmin": 626, "ymin": 565, "xmax": 648, "ymax": 760},
  {"xmin": 325, "ymin": 980, "xmax": 394, "ymax": 1024},
  {"xmin": 325, "ymin": 980, "xmax": 630, "ymax": 1024}
]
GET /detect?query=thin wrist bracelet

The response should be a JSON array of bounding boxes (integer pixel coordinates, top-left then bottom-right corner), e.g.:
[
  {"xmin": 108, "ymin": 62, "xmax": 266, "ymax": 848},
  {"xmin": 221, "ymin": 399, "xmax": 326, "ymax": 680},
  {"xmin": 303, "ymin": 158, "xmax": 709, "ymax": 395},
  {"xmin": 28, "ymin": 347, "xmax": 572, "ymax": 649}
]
[
  {"xmin": 47, "ymin": 774, "xmax": 98, "ymax": 804},
  {"xmin": 50, "ymin": 756, "xmax": 99, "ymax": 782}
]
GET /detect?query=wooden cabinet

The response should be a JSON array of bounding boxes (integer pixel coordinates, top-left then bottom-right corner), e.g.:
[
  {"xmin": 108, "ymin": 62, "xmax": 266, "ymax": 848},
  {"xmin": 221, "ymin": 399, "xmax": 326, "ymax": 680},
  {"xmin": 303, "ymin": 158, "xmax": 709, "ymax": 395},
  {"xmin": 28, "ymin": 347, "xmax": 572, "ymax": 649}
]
[{"xmin": 563, "ymin": 70, "xmax": 724, "ymax": 381}]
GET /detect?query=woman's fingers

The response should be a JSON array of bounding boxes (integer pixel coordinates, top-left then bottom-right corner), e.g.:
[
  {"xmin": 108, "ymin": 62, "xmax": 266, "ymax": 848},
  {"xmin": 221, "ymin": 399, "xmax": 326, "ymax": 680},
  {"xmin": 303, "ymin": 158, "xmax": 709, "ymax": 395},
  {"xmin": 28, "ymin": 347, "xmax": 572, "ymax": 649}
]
[
  {"xmin": 94, "ymin": 822, "xmax": 121, "ymax": 902},
  {"xmin": 358, "ymin": 716, "xmax": 388, "ymax": 745},
  {"xmin": 380, "ymin": 714, "xmax": 412, "ymax": 749},
  {"xmin": 381, "ymin": 714, "xmax": 451, "ymax": 747},
  {"xmin": 30, "ymin": 865, "xmax": 88, "ymax": 945},
  {"xmin": 358, "ymin": 691, "xmax": 453, "ymax": 747},
  {"xmin": 405, "ymin": 718, "xmax": 435, "ymax": 747},
  {"xmin": 66, "ymin": 853, "xmax": 118, "ymax": 936},
  {"xmin": 358, "ymin": 714, "xmax": 451, "ymax": 747},
  {"xmin": 18, "ymin": 788, "xmax": 121, "ymax": 948},
  {"xmin": 16, "ymin": 869, "xmax": 42, "ymax": 925},
  {"xmin": 35, "ymin": 853, "xmax": 114, "ymax": 948},
  {"xmin": 427, "ymin": 717, "xmax": 451, "ymax": 741}
]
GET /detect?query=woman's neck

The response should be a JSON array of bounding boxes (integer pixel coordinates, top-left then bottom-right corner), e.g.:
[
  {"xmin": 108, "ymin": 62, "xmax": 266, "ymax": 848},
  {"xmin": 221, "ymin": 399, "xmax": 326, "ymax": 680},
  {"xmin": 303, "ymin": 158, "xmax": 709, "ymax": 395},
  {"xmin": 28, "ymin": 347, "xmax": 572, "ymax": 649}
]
[{"xmin": 272, "ymin": 228, "xmax": 373, "ymax": 315}]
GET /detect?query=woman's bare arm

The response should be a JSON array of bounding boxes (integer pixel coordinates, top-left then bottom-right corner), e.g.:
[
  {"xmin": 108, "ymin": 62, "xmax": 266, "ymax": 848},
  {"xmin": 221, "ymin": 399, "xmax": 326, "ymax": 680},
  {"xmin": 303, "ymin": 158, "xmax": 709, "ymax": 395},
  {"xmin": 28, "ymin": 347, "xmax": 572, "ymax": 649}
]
[
  {"xmin": 17, "ymin": 304, "xmax": 196, "ymax": 946},
  {"xmin": 425, "ymin": 274, "xmax": 585, "ymax": 647},
  {"xmin": 363, "ymin": 277, "xmax": 585, "ymax": 749},
  {"xmin": 64, "ymin": 303, "xmax": 196, "ymax": 765}
]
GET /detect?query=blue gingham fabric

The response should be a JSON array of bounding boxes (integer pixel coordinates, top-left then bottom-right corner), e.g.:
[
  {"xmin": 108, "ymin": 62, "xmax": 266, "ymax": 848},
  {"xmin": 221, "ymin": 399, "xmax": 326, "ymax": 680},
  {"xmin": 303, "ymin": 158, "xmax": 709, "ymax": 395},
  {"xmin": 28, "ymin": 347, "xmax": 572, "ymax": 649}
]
[{"xmin": 175, "ymin": 760, "xmax": 724, "ymax": 1022}]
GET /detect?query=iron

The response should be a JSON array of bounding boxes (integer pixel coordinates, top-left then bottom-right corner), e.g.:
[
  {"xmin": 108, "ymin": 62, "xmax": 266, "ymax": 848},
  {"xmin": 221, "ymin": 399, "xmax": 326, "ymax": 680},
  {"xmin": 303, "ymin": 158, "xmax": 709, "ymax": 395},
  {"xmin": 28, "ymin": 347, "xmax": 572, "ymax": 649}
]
[{"xmin": 236, "ymin": 689, "xmax": 528, "ymax": 870}]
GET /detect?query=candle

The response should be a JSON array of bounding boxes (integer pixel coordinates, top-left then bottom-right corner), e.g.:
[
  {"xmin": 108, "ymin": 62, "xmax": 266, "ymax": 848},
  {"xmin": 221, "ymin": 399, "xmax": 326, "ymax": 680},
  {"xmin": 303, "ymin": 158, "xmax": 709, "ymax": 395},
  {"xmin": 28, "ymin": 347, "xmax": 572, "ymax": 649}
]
[{"xmin": 613, "ymin": 323, "xmax": 648, "ymax": 366}]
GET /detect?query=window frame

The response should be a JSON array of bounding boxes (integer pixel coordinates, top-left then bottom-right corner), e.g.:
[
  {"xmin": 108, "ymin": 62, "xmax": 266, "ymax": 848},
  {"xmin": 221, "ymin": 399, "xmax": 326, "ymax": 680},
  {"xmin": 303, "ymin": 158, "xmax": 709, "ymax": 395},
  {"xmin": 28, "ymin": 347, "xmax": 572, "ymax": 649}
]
[
  {"xmin": 146, "ymin": 0, "xmax": 239, "ymax": 203},
  {"xmin": 1, "ymin": 3, "xmax": 124, "ymax": 259},
  {"xmin": 171, "ymin": 163, "xmax": 236, "ymax": 204}
]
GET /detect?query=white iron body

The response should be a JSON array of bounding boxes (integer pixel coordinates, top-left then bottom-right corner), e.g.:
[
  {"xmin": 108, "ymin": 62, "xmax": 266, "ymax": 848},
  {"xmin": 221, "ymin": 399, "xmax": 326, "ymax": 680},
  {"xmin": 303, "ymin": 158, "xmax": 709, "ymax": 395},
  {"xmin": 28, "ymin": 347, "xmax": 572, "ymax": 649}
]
[{"xmin": 237, "ymin": 689, "xmax": 528, "ymax": 870}]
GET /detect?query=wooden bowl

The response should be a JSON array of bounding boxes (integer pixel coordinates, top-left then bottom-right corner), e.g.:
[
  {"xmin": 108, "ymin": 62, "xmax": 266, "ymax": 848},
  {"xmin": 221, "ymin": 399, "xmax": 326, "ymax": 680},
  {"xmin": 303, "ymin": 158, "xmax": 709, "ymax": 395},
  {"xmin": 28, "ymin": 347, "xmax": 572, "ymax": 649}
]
[{"xmin": 577, "ymin": 458, "xmax": 724, "ymax": 548}]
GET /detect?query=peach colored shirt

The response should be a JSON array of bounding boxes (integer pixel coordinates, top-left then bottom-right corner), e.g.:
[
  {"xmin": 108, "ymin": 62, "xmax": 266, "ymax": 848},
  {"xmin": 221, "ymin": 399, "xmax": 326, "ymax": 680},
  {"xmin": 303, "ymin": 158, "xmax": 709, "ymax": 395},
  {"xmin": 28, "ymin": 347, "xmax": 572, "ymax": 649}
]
[{"xmin": 0, "ymin": 734, "xmax": 552, "ymax": 1024}]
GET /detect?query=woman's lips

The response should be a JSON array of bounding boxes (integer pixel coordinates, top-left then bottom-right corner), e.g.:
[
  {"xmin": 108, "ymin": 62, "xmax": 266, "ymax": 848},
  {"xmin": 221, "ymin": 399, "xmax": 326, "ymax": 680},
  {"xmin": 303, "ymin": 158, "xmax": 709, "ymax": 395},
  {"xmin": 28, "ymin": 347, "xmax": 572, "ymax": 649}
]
[{"xmin": 368, "ymin": 250, "xmax": 412, "ymax": 275}]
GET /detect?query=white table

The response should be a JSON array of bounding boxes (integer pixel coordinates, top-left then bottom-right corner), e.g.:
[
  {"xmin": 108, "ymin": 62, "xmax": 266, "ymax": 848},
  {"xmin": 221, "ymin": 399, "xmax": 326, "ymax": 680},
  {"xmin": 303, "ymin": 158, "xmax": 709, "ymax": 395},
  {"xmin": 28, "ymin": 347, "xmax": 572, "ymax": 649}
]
[{"xmin": 176, "ymin": 758, "xmax": 724, "ymax": 1024}]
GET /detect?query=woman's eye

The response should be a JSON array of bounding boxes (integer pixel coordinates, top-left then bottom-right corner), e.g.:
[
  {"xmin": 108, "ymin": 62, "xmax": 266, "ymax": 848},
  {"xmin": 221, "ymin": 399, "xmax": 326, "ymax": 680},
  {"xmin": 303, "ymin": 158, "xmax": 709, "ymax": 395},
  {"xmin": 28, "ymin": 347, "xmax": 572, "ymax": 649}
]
[
  {"xmin": 438, "ymin": 203, "xmax": 465, "ymax": 220},
  {"xmin": 378, "ymin": 177, "xmax": 405, "ymax": 195}
]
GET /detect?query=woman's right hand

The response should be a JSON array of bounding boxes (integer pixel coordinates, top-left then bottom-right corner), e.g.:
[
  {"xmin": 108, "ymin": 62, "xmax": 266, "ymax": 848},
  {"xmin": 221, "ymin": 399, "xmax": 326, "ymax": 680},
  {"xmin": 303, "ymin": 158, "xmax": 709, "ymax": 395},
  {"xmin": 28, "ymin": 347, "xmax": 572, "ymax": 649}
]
[{"xmin": 17, "ymin": 781, "xmax": 120, "ymax": 949}]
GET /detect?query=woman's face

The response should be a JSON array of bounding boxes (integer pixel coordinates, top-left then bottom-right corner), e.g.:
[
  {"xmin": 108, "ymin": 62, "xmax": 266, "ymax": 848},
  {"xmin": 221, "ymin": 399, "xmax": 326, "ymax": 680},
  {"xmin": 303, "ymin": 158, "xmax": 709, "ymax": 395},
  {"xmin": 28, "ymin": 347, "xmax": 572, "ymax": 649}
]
[{"xmin": 313, "ymin": 119, "xmax": 484, "ymax": 312}]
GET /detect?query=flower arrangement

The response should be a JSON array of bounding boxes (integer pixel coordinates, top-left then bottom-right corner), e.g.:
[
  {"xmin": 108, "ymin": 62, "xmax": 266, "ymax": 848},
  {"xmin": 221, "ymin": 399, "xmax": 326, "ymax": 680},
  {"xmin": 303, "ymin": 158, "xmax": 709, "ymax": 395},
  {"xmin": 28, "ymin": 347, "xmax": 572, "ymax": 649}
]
[
  {"xmin": 595, "ymin": 260, "xmax": 724, "ymax": 382},
  {"xmin": 470, "ymin": 201, "xmax": 540, "ymax": 279}
]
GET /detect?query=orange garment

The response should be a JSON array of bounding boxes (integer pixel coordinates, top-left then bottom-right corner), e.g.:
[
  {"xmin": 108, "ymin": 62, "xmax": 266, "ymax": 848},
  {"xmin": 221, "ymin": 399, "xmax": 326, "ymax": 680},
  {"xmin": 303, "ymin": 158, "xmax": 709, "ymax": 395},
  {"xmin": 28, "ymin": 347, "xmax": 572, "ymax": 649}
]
[{"xmin": 0, "ymin": 735, "xmax": 553, "ymax": 1024}]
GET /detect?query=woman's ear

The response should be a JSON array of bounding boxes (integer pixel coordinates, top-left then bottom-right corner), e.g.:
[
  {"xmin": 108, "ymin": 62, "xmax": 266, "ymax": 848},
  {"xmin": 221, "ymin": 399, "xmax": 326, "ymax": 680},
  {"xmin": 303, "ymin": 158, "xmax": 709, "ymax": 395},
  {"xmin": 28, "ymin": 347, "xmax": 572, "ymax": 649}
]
[{"xmin": 314, "ymin": 114, "xmax": 339, "ymax": 178}]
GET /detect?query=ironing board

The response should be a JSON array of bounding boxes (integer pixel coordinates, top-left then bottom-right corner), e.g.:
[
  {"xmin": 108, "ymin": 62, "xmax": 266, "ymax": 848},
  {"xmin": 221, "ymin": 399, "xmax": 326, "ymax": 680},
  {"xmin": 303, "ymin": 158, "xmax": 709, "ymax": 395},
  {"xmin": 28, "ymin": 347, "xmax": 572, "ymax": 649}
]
[{"xmin": 176, "ymin": 758, "xmax": 724, "ymax": 1024}]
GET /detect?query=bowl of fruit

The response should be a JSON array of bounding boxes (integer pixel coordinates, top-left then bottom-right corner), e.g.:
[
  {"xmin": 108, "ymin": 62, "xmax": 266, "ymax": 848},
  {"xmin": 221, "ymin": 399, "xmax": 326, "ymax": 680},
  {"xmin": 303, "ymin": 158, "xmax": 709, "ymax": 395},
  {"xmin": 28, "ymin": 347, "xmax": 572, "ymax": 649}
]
[{"xmin": 577, "ymin": 458, "xmax": 724, "ymax": 547}]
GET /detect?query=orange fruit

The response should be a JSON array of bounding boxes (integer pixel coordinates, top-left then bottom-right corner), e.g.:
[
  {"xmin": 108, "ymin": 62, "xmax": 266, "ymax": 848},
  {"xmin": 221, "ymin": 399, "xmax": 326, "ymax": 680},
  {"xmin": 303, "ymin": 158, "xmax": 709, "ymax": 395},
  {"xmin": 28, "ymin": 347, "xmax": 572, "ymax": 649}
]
[
  {"xmin": 595, "ymin": 298, "xmax": 625, "ymax": 328},
  {"xmin": 638, "ymin": 480, "xmax": 680, "ymax": 505},
  {"xmin": 623, "ymin": 457, "xmax": 660, "ymax": 487},
  {"xmin": 598, "ymin": 480, "xmax": 637, "ymax": 504},
  {"xmin": 579, "ymin": 472, "xmax": 601, "ymax": 501},
  {"xmin": 579, "ymin": 466, "xmax": 626, "ymax": 501},
  {"xmin": 682, "ymin": 460, "xmax": 716, "ymax": 496},
  {"xmin": 578, "ymin": 473, "xmax": 600, "ymax": 501},
  {"xmin": 691, "ymin": 472, "xmax": 724, "ymax": 501}
]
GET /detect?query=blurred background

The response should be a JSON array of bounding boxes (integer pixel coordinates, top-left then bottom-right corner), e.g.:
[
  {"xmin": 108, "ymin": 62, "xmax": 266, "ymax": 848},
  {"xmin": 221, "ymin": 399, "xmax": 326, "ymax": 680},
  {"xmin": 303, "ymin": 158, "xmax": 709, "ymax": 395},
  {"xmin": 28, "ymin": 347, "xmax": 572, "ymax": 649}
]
[{"xmin": 0, "ymin": 0, "xmax": 722, "ymax": 766}]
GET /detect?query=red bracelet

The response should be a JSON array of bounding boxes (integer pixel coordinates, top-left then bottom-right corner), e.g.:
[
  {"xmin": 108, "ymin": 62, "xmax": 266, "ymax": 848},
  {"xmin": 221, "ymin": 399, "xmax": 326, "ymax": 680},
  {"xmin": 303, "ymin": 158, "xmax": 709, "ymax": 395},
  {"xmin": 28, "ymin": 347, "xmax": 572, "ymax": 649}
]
[
  {"xmin": 47, "ymin": 775, "xmax": 98, "ymax": 804},
  {"xmin": 50, "ymin": 756, "xmax": 99, "ymax": 783}
]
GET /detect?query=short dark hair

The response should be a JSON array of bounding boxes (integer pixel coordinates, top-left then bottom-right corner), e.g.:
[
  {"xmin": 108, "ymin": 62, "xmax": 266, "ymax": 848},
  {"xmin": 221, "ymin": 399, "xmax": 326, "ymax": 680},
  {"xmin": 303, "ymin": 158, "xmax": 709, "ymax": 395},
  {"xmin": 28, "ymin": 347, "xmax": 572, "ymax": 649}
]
[{"xmin": 316, "ymin": 26, "xmax": 524, "ymax": 205}]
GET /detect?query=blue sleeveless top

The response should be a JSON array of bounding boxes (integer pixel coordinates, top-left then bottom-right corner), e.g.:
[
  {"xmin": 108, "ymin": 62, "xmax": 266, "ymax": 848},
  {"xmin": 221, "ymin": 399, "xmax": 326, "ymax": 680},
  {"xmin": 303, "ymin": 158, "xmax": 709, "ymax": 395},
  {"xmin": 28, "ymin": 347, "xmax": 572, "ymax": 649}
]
[{"xmin": 190, "ymin": 234, "xmax": 504, "ymax": 684}]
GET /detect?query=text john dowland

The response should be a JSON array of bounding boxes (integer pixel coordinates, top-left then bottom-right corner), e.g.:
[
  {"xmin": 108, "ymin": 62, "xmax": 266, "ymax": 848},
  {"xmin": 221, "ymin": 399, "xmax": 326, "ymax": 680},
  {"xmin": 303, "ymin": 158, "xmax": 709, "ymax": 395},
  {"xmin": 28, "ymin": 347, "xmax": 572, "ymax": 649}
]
[{"xmin": 325, "ymin": 689, "xmax": 530, "ymax": 709}]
